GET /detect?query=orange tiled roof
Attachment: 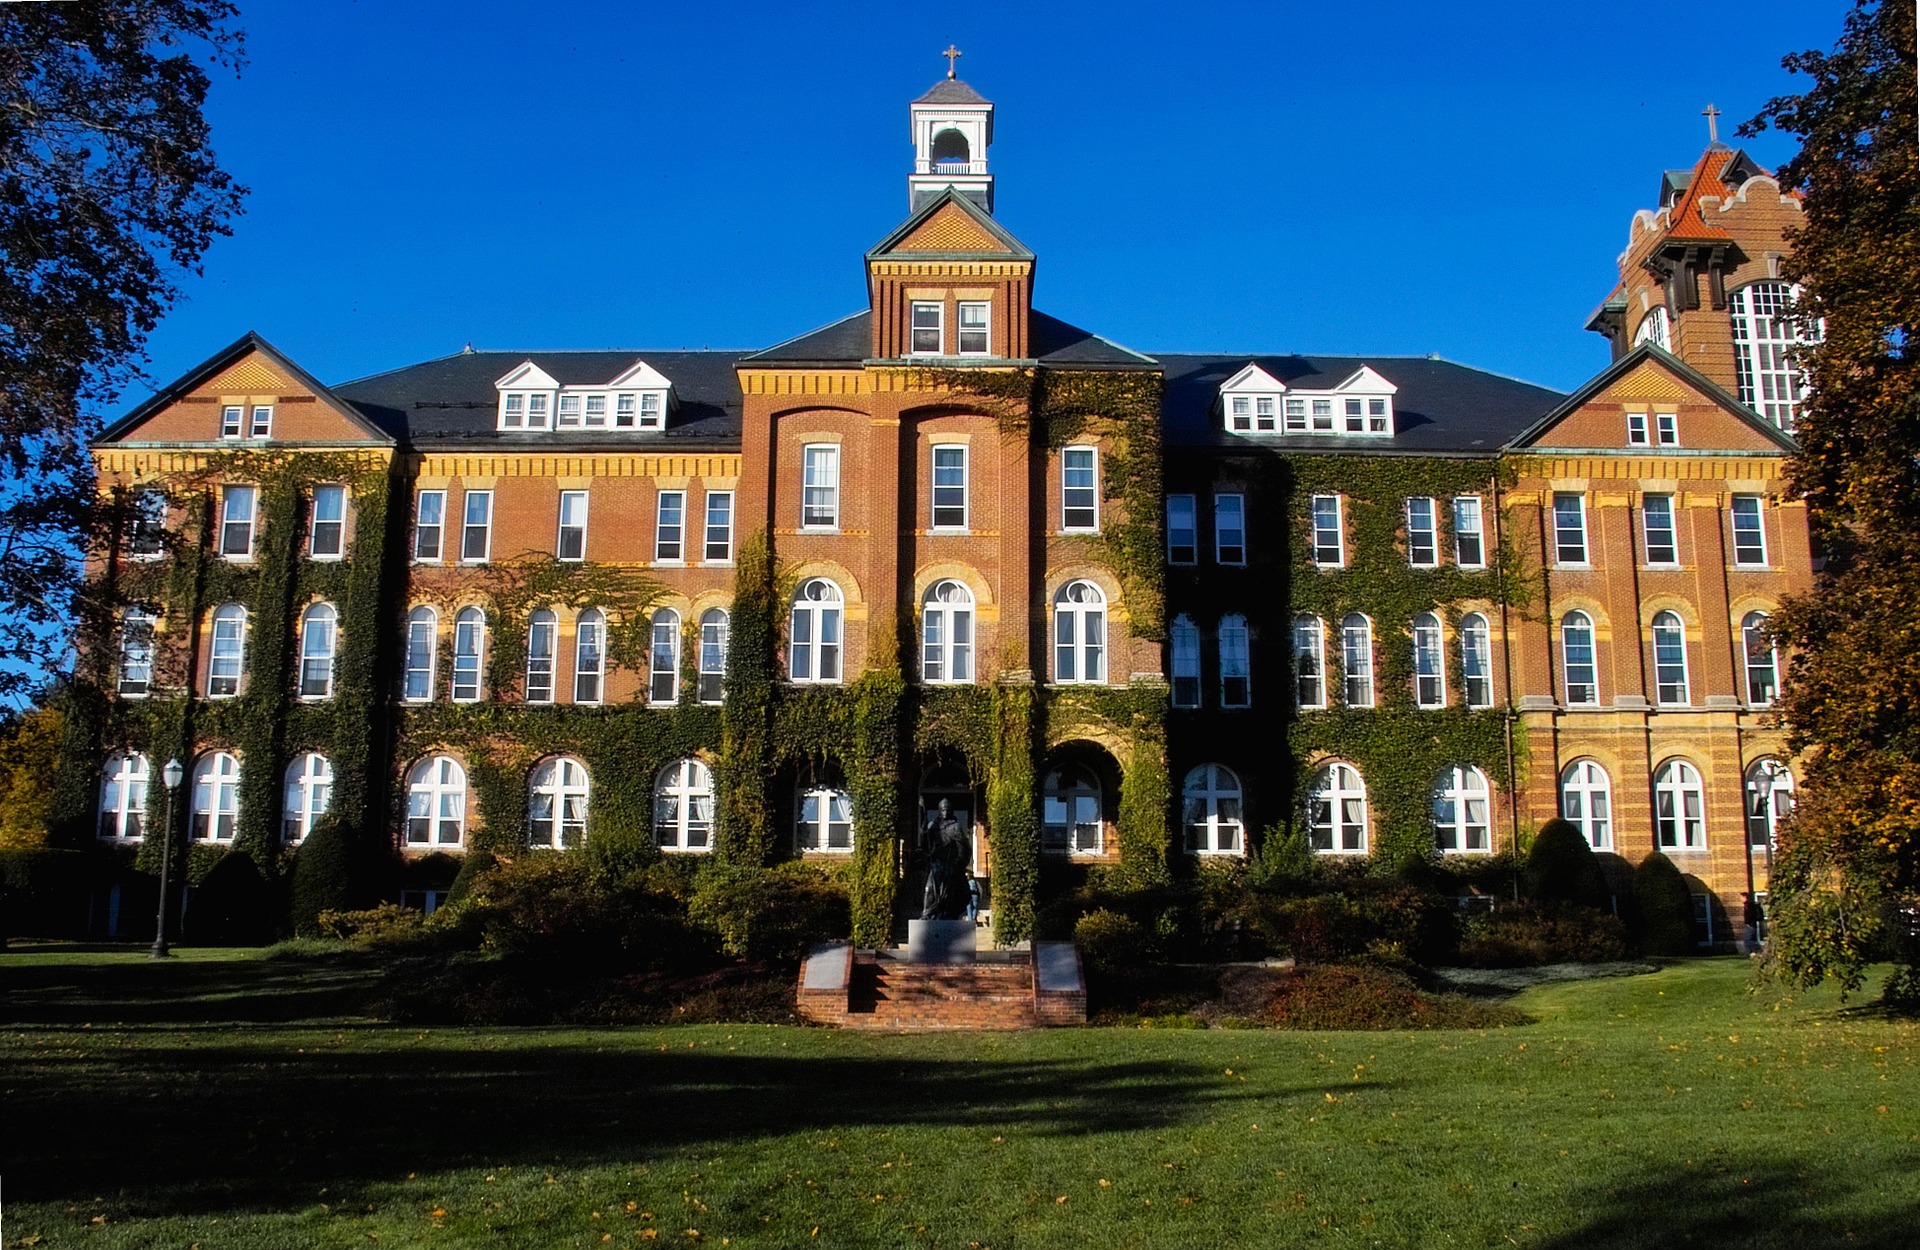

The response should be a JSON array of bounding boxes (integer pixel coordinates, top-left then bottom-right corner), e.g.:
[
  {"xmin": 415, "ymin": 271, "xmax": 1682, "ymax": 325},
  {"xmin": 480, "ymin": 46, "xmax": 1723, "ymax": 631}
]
[{"xmin": 1660, "ymin": 147, "xmax": 1736, "ymax": 243}]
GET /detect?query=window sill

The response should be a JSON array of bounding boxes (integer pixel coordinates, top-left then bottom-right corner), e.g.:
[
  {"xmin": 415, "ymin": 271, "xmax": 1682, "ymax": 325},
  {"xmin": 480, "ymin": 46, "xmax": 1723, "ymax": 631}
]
[
  {"xmin": 459, "ymin": 559, "xmax": 491, "ymax": 567},
  {"xmin": 309, "ymin": 554, "xmax": 345, "ymax": 564},
  {"xmin": 798, "ymin": 526, "xmax": 840, "ymax": 536},
  {"xmin": 658, "ymin": 845, "xmax": 715, "ymax": 855},
  {"xmin": 1060, "ymin": 528, "xmax": 1101, "ymax": 536},
  {"xmin": 652, "ymin": 560, "xmax": 686, "ymax": 568},
  {"xmin": 411, "ymin": 558, "xmax": 445, "ymax": 566},
  {"xmin": 219, "ymin": 555, "xmax": 256, "ymax": 564},
  {"xmin": 1313, "ymin": 848, "xmax": 1369, "ymax": 857},
  {"xmin": 1732, "ymin": 564, "xmax": 1773, "ymax": 572},
  {"xmin": 1440, "ymin": 847, "xmax": 1495, "ymax": 857},
  {"xmin": 698, "ymin": 560, "xmax": 735, "ymax": 568},
  {"xmin": 797, "ymin": 847, "xmax": 855, "ymax": 857},
  {"xmin": 1554, "ymin": 563, "xmax": 1594, "ymax": 572},
  {"xmin": 928, "ymin": 528, "xmax": 971, "ymax": 537},
  {"xmin": 1644, "ymin": 563, "xmax": 1683, "ymax": 571}
]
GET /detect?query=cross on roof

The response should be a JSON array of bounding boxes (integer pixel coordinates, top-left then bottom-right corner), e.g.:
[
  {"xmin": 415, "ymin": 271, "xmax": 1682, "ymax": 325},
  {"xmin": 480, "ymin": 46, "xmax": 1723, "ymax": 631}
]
[
  {"xmin": 1702, "ymin": 103, "xmax": 1721, "ymax": 144},
  {"xmin": 943, "ymin": 44, "xmax": 962, "ymax": 79}
]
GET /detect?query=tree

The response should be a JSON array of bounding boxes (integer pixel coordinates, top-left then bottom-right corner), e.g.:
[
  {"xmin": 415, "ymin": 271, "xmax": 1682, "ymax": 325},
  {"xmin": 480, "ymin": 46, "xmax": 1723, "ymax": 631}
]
[
  {"xmin": 1743, "ymin": 1, "xmax": 1920, "ymax": 997},
  {"xmin": 0, "ymin": 2, "xmax": 246, "ymax": 697},
  {"xmin": 0, "ymin": 706, "xmax": 61, "ymax": 849}
]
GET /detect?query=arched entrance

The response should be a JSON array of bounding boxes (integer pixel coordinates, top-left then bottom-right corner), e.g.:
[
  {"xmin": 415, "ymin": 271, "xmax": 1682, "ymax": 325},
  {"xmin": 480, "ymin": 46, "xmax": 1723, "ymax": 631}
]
[{"xmin": 907, "ymin": 754, "xmax": 985, "ymax": 928}]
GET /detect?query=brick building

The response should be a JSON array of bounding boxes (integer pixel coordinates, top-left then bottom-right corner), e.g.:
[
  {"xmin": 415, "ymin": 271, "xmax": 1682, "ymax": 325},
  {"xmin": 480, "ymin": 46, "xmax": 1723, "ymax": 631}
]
[{"xmin": 64, "ymin": 74, "xmax": 1814, "ymax": 948}]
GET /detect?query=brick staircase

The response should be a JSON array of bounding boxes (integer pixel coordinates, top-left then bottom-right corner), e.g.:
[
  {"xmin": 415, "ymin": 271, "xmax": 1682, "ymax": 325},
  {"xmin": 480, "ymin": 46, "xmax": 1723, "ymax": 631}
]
[{"xmin": 797, "ymin": 944, "xmax": 1085, "ymax": 1031}]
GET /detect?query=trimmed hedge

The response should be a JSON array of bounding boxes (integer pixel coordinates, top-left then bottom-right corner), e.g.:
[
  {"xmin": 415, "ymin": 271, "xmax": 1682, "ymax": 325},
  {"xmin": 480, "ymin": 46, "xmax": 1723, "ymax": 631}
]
[{"xmin": 1632, "ymin": 851, "xmax": 1697, "ymax": 956}]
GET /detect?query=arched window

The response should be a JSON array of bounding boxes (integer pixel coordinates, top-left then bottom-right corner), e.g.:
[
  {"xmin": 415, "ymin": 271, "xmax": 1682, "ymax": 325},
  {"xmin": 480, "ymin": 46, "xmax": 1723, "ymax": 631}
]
[
  {"xmin": 574, "ymin": 607, "xmax": 606, "ymax": 703},
  {"xmin": 1560, "ymin": 759, "xmax": 1613, "ymax": 850},
  {"xmin": 1742, "ymin": 611, "xmax": 1778, "ymax": 706},
  {"xmin": 282, "ymin": 752, "xmax": 333, "ymax": 844},
  {"xmin": 1182, "ymin": 764, "xmax": 1244, "ymax": 855},
  {"xmin": 451, "ymin": 607, "xmax": 486, "ymax": 702},
  {"xmin": 1654, "ymin": 758, "xmax": 1707, "ymax": 851},
  {"xmin": 191, "ymin": 752, "xmax": 241, "ymax": 842},
  {"xmin": 650, "ymin": 608, "xmax": 681, "ymax": 704},
  {"xmin": 98, "ymin": 752, "xmax": 149, "ymax": 840},
  {"xmin": 1306, "ymin": 762, "xmax": 1367, "ymax": 854},
  {"xmin": 1561, "ymin": 611, "xmax": 1598, "ymax": 705},
  {"xmin": 1052, "ymin": 580, "xmax": 1106, "ymax": 684},
  {"xmin": 1633, "ymin": 305, "xmax": 1672, "ymax": 351},
  {"xmin": 1432, "ymin": 765, "xmax": 1491, "ymax": 854},
  {"xmin": 698, "ymin": 608, "xmax": 729, "ymax": 704},
  {"xmin": 525, "ymin": 608, "xmax": 557, "ymax": 703},
  {"xmin": 796, "ymin": 780, "xmax": 854, "ymax": 853},
  {"xmin": 403, "ymin": 606, "xmax": 437, "ymax": 702},
  {"xmin": 1218, "ymin": 614, "xmax": 1251, "ymax": 708},
  {"xmin": 1460, "ymin": 613, "xmax": 1493, "ymax": 709},
  {"xmin": 529, "ymin": 756, "xmax": 590, "ymax": 849},
  {"xmin": 789, "ymin": 578, "xmax": 844, "ymax": 684},
  {"xmin": 1651, "ymin": 611, "xmax": 1689, "ymax": 705},
  {"xmin": 1341, "ymin": 613, "xmax": 1373, "ymax": 708},
  {"xmin": 207, "ymin": 603, "xmax": 247, "ymax": 698},
  {"xmin": 1170, "ymin": 615, "xmax": 1201, "ymax": 708},
  {"xmin": 118, "ymin": 607, "xmax": 156, "ymax": 697},
  {"xmin": 406, "ymin": 755, "xmax": 466, "ymax": 846},
  {"xmin": 1413, "ymin": 612, "xmax": 1446, "ymax": 707},
  {"xmin": 1042, "ymin": 765, "xmax": 1102, "ymax": 854},
  {"xmin": 1730, "ymin": 281, "xmax": 1815, "ymax": 429},
  {"xmin": 921, "ymin": 579, "xmax": 975, "ymax": 684},
  {"xmin": 1294, "ymin": 614, "xmax": 1325, "ymax": 709},
  {"xmin": 654, "ymin": 758, "xmax": 715, "ymax": 851},
  {"xmin": 931, "ymin": 126, "xmax": 970, "ymax": 166},
  {"xmin": 299, "ymin": 602, "xmax": 338, "ymax": 699},
  {"xmin": 1745, "ymin": 758, "xmax": 1794, "ymax": 850}
]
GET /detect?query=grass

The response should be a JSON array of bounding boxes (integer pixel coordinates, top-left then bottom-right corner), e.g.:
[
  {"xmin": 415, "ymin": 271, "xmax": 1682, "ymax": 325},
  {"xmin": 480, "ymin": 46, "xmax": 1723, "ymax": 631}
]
[{"xmin": 1, "ymin": 946, "xmax": 1916, "ymax": 1248}]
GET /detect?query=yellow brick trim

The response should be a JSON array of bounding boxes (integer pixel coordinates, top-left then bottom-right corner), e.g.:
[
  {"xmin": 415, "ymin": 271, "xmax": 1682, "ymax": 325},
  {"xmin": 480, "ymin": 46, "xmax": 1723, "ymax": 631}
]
[{"xmin": 412, "ymin": 454, "xmax": 742, "ymax": 479}]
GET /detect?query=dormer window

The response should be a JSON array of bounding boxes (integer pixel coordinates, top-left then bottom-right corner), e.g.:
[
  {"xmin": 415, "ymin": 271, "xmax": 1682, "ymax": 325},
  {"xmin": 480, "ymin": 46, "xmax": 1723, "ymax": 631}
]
[
  {"xmin": 911, "ymin": 302, "xmax": 943, "ymax": 355},
  {"xmin": 616, "ymin": 394, "xmax": 636, "ymax": 426},
  {"xmin": 1220, "ymin": 363, "xmax": 1397, "ymax": 439},
  {"xmin": 1254, "ymin": 397, "xmax": 1276, "ymax": 431},
  {"xmin": 557, "ymin": 394, "xmax": 583, "ymax": 427},
  {"xmin": 639, "ymin": 393, "xmax": 663, "ymax": 428},
  {"xmin": 584, "ymin": 394, "xmax": 607, "ymax": 427},
  {"xmin": 958, "ymin": 302, "xmax": 990, "ymax": 355},
  {"xmin": 496, "ymin": 360, "xmax": 673, "ymax": 433},
  {"xmin": 1230, "ymin": 397, "xmax": 1251, "ymax": 431},
  {"xmin": 1284, "ymin": 399, "xmax": 1306, "ymax": 431},
  {"xmin": 526, "ymin": 394, "xmax": 549, "ymax": 429},
  {"xmin": 1312, "ymin": 399, "xmax": 1333, "ymax": 431},
  {"xmin": 504, "ymin": 394, "xmax": 525, "ymax": 426}
]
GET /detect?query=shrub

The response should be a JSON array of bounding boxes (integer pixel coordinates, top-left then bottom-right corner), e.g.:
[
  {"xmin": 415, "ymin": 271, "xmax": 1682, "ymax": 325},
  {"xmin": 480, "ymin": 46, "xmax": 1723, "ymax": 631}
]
[
  {"xmin": 185, "ymin": 851, "xmax": 277, "ymax": 945},
  {"xmin": 1525, "ymin": 818, "xmax": 1611, "ymax": 911},
  {"xmin": 1074, "ymin": 907, "xmax": 1154, "ymax": 975},
  {"xmin": 287, "ymin": 816, "xmax": 353, "ymax": 937},
  {"xmin": 1256, "ymin": 886, "xmax": 1458, "ymax": 966},
  {"xmin": 1199, "ymin": 964, "xmax": 1529, "ymax": 1031},
  {"xmin": 687, "ymin": 862, "xmax": 849, "ymax": 961},
  {"xmin": 458, "ymin": 853, "xmax": 700, "ymax": 965},
  {"xmin": 0, "ymin": 847, "xmax": 88, "ymax": 939},
  {"xmin": 1632, "ymin": 851, "xmax": 1697, "ymax": 956},
  {"xmin": 445, "ymin": 849, "xmax": 498, "ymax": 907},
  {"xmin": 1454, "ymin": 902, "xmax": 1631, "ymax": 968},
  {"xmin": 316, "ymin": 902, "xmax": 432, "ymax": 950}
]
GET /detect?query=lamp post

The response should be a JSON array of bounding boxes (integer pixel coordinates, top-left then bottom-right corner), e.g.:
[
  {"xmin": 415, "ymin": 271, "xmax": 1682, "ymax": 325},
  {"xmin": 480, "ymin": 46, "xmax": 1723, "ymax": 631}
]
[{"xmin": 150, "ymin": 757, "xmax": 185, "ymax": 960}]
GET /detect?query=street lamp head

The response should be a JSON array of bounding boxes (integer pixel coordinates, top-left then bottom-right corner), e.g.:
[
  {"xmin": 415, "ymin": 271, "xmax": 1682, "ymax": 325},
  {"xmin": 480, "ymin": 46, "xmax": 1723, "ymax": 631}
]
[{"xmin": 163, "ymin": 758, "xmax": 184, "ymax": 789}]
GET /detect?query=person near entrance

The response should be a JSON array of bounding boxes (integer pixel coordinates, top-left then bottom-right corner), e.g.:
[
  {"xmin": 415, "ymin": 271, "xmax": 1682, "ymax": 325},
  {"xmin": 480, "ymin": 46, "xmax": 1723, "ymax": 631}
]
[{"xmin": 919, "ymin": 798, "xmax": 971, "ymax": 921}]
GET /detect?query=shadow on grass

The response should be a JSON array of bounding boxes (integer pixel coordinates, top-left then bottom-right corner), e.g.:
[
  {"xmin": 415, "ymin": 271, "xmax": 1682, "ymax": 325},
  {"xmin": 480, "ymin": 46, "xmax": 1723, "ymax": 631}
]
[
  {"xmin": 0, "ymin": 949, "xmax": 385, "ymax": 1026},
  {"xmin": 1540, "ymin": 1160, "xmax": 1918, "ymax": 1249}
]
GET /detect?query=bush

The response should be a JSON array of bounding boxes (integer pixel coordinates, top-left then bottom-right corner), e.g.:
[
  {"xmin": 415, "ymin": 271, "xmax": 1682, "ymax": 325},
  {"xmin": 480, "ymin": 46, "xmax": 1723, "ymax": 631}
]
[
  {"xmin": 287, "ymin": 816, "xmax": 354, "ymax": 937},
  {"xmin": 1632, "ymin": 851, "xmax": 1697, "ymax": 956},
  {"xmin": 687, "ymin": 862, "xmax": 849, "ymax": 961},
  {"xmin": 0, "ymin": 847, "xmax": 88, "ymax": 938},
  {"xmin": 1197, "ymin": 964, "xmax": 1529, "ymax": 1031},
  {"xmin": 1525, "ymin": 818, "xmax": 1611, "ymax": 911},
  {"xmin": 1251, "ymin": 886, "xmax": 1459, "ymax": 966},
  {"xmin": 1454, "ymin": 902, "xmax": 1632, "ymax": 968},
  {"xmin": 446, "ymin": 849, "xmax": 498, "ymax": 907},
  {"xmin": 185, "ymin": 851, "xmax": 277, "ymax": 945},
  {"xmin": 1074, "ymin": 908, "xmax": 1154, "ymax": 976},
  {"xmin": 316, "ymin": 902, "xmax": 433, "ymax": 950}
]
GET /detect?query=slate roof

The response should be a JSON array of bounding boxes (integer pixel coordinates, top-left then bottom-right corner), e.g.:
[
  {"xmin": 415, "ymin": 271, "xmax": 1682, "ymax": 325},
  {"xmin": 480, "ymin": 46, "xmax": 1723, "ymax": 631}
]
[
  {"xmin": 915, "ymin": 78, "xmax": 988, "ymax": 105},
  {"xmin": 1155, "ymin": 354, "xmax": 1565, "ymax": 454},
  {"xmin": 742, "ymin": 309, "xmax": 1155, "ymax": 369}
]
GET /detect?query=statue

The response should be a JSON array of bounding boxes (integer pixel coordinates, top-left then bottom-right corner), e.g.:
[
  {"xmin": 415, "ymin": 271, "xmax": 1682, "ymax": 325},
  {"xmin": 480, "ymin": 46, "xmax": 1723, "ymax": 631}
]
[{"xmin": 919, "ymin": 799, "xmax": 970, "ymax": 921}]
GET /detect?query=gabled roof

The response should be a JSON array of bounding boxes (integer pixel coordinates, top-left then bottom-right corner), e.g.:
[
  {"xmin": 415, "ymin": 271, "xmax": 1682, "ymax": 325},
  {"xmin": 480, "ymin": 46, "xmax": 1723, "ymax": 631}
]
[
  {"xmin": 866, "ymin": 186, "xmax": 1033, "ymax": 261},
  {"xmin": 97, "ymin": 331, "xmax": 393, "ymax": 446},
  {"xmin": 740, "ymin": 309, "xmax": 1156, "ymax": 369},
  {"xmin": 1218, "ymin": 363, "xmax": 1287, "ymax": 393},
  {"xmin": 915, "ymin": 77, "xmax": 988, "ymax": 105},
  {"xmin": 1507, "ymin": 342, "xmax": 1798, "ymax": 451}
]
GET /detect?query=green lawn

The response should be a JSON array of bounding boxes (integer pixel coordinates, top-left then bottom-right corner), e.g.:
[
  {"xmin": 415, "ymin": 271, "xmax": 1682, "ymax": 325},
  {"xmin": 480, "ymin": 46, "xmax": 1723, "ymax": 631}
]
[{"xmin": 1, "ymin": 947, "xmax": 1915, "ymax": 1248}]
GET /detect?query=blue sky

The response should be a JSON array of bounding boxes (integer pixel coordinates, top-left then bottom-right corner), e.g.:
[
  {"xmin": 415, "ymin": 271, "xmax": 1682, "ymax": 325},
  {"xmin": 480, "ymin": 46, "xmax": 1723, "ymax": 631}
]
[{"xmin": 130, "ymin": 0, "xmax": 1846, "ymax": 406}]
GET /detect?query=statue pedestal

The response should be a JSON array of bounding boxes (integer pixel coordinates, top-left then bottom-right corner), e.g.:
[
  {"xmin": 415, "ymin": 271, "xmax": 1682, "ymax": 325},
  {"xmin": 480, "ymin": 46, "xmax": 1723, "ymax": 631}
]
[{"xmin": 905, "ymin": 919, "xmax": 977, "ymax": 963}]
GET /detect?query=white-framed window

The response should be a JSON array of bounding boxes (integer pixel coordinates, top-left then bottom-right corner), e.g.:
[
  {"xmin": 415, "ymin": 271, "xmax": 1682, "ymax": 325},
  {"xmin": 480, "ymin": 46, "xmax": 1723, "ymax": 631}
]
[
  {"xmin": 1432, "ymin": 765, "xmax": 1491, "ymax": 854},
  {"xmin": 413, "ymin": 490, "xmax": 446, "ymax": 562},
  {"xmin": 1743, "ymin": 611, "xmax": 1778, "ymax": 706},
  {"xmin": 1730, "ymin": 281, "xmax": 1815, "ymax": 429},
  {"xmin": 574, "ymin": 607, "xmax": 605, "ymax": 704},
  {"xmin": 801, "ymin": 445, "xmax": 840, "ymax": 530},
  {"xmin": 796, "ymin": 781, "xmax": 854, "ymax": 853},
  {"xmin": 557, "ymin": 490, "xmax": 589, "ymax": 562},
  {"xmin": 698, "ymin": 608, "xmax": 729, "ymax": 704},
  {"xmin": 1182, "ymin": 763, "xmax": 1244, "ymax": 856},
  {"xmin": 460, "ymin": 490, "xmax": 493, "ymax": 563},
  {"xmin": 127, "ymin": 489, "xmax": 167, "ymax": 560},
  {"xmin": 788, "ymin": 579, "xmax": 843, "ymax": 684},
  {"xmin": 1627, "ymin": 411, "xmax": 1650, "ymax": 446},
  {"xmin": 309, "ymin": 485, "xmax": 346, "ymax": 559},
  {"xmin": 1654, "ymin": 758, "xmax": 1707, "ymax": 850},
  {"xmin": 1460, "ymin": 612, "xmax": 1493, "ymax": 709},
  {"xmin": 1651, "ymin": 610, "xmax": 1689, "ymax": 705},
  {"xmin": 655, "ymin": 490, "xmax": 684, "ymax": 563},
  {"xmin": 583, "ymin": 393, "xmax": 608, "ymax": 427},
  {"xmin": 1215, "ymin": 493, "xmax": 1246, "ymax": 565},
  {"xmin": 931, "ymin": 445, "xmax": 968, "ymax": 530},
  {"xmin": 1306, "ymin": 762, "xmax": 1367, "ymax": 854},
  {"xmin": 1634, "ymin": 305, "xmax": 1672, "ymax": 351},
  {"xmin": 207, "ymin": 603, "xmax": 247, "ymax": 698},
  {"xmin": 1311, "ymin": 398, "xmax": 1334, "ymax": 431},
  {"xmin": 406, "ymin": 755, "xmax": 466, "ymax": 847},
  {"xmin": 191, "ymin": 752, "xmax": 241, "ymax": 842},
  {"xmin": 910, "ymin": 301, "xmax": 943, "ymax": 355},
  {"xmin": 654, "ymin": 758, "xmax": 716, "ymax": 851},
  {"xmin": 1051, "ymin": 580, "xmax": 1106, "ymax": 684},
  {"xmin": 1745, "ymin": 758, "xmax": 1794, "ymax": 850},
  {"xmin": 1642, "ymin": 494, "xmax": 1678, "ymax": 565},
  {"xmin": 526, "ymin": 608, "xmax": 557, "ymax": 704},
  {"xmin": 1228, "ymin": 396, "xmax": 1252, "ymax": 432},
  {"xmin": 1042, "ymin": 765, "xmax": 1102, "ymax": 854},
  {"xmin": 502, "ymin": 393, "xmax": 526, "ymax": 428},
  {"xmin": 219, "ymin": 485, "xmax": 256, "ymax": 560},
  {"xmin": 703, "ymin": 492, "xmax": 734, "ymax": 563},
  {"xmin": 957, "ymin": 301, "xmax": 990, "ymax": 355},
  {"xmin": 1656, "ymin": 412, "xmax": 1679, "ymax": 447},
  {"xmin": 298, "ymin": 602, "xmax": 337, "ymax": 699},
  {"xmin": 1218, "ymin": 613, "xmax": 1251, "ymax": 708},
  {"xmin": 1255, "ymin": 396, "xmax": 1277, "ymax": 432},
  {"xmin": 921, "ymin": 579, "xmax": 974, "ymax": 684},
  {"xmin": 1413, "ymin": 612, "xmax": 1446, "ymax": 708},
  {"xmin": 403, "ymin": 606, "xmax": 437, "ymax": 702},
  {"xmin": 1406, "ymin": 497, "xmax": 1438, "ymax": 567},
  {"xmin": 526, "ymin": 393, "xmax": 550, "ymax": 429},
  {"xmin": 1552, "ymin": 493, "xmax": 1588, "ymax": 565},
  {"xmin": 248, "ymin": 404, "xmax": 272, "ymax": 439},
  {"xmin": 1730, "ymin": 496, "xmax": 1768, "ymax": 567},
  {"xmin": 283, "ymin": 752, "xmax": 333, "ymax": 844},
  {"xmin": 1294, "ymin": 613, "xmax": 1326, "ymax": 709},
  {"xmin": 117, "ymin": 606, "xmax": 156, "ymax": 697},
  {"xmin": 221, "ymin": 404, "xmax": 243, "ymax": 439},
  {"xmin": 1341, "ymin": 613, "xmax": 1373, "ymax": 708},
  {"xmin": 556, "ymin": 394, "xmax": 583, "ymax": 427},
  {"xmin": 1170, "ymin": 615, "xmax": 1201, "ymax": 708},
  {"xmin": 1560, "ymin": 759, "xmax": 1613, "ymax": 850},
  {"xmin": 1283, "ymin": 397, "xmax": 1307, "ymax": 432},
  {"xmin": 451, "ymin": 606, "xmax": 486, "ymax": 703},
  {"xmin": 637, "ymin": 392, "xmax": 663, "ymax": 428},
  {"xmin": 528, "ymin": 756, "xmax": 590, "ymax": 849},
  {"xmin": 1167, "ymin": 494, "xmax": 1197, "ymax": 564},
  {"xmin": 1453, "ymin": 496, "xmax": 1485, "ymax": 567},
  {"xmin": 1061, "ymin": 446, "xmax": 1099, "ymax": 532},
  {"xmin": 98, "ymin": 752, "xmax": 149, "ymax": 841},
  {"xmin": 1310, "ymin": 494, "xmax": 1343, "ymax": 567},
  {"xmin": 1561, "ymin": 611, "xmax": 1598, "ymax": 706},
  {"xmin": 650, "ymin": 608, "xmax": 680, "ymax": 704},
  {"xmin": 614, "ymin": 393, "xmax": 636, "ymax": 427}
]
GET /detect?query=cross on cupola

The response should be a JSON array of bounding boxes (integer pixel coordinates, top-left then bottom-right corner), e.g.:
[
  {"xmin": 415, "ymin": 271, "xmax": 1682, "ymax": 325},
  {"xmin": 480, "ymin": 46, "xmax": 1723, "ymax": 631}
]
[
  {"xmin": 943, "ymin": 44, "xmax": 962, "ymax": 78},
  {"xmin": 1702, "ymin": 103, "xmax": 1722, "ymax": 146},
  {"xmin": 909, "ymin": 52, "xmax": 995, "ymax": 212}
]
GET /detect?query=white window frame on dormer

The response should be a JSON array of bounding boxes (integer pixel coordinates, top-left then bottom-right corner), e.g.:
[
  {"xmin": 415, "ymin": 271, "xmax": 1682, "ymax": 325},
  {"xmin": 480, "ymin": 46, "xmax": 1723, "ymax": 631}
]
[
  {"xmin": 910, "ymin": 302, "xmax": 944, "ymax": 356},
  {"xmin": 957, "ymin": 302, "xmax": 990, "ymax": 356},
  {"xmin": 556, "ymin": 394, "xmax": 583, "ymax": 427},
  {"xmin": 583, "ymin": 393, "xmax": 608, "ymax": 427},
  {"xmin": 1284, "ymin": 398, "xmax": 1307, "ymax": 431},
  {"xmin": 638, "ymin": 392, "xmax": 664, "ymax": 428},
  {"xmin": 1218, "ymin": 364, "xmax": 1287, "ymax": 437},
  {"xmin": 615, "ymin": 393, "xmax": 637, "ymax": 426},
  {"xmin": 526, "ymin": 393, "xmax": 550, "ymax": 428}
]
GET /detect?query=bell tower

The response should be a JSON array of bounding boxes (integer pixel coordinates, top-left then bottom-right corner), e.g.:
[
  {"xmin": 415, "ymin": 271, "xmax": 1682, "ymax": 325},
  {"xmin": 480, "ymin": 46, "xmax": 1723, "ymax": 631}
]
[{"xmin": 909, "ymin": 47, "xmax": 995, "ymax": 214}]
